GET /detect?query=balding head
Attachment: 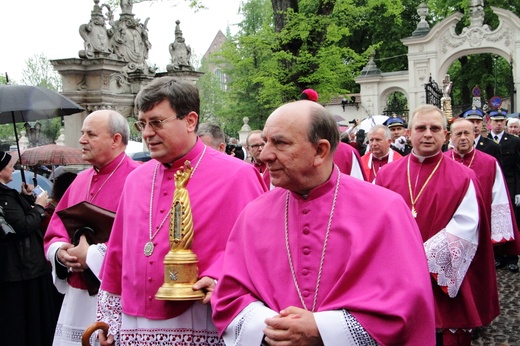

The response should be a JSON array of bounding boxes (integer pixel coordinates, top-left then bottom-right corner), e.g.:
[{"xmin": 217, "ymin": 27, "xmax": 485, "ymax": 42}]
[
  {"xmin": 260, "ymin": 100, "xmax": 338, "ymax": 195},
  {"xmin": 450, "ymin": 118, "xmax": 475, "ymax": 155},
  {"xmin": 79, "ymin": 110, "xmax": 129, "ymax": 168}
]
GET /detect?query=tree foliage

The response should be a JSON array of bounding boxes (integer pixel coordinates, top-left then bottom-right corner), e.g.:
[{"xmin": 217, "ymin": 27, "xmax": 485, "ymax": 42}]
[
  {"xmin": 0, "ymin": 54, "xmax": 63, "ymax": 147},
  {"xmin": 200, "ymin": 0, "xmax": 421, "ymax": 133}
]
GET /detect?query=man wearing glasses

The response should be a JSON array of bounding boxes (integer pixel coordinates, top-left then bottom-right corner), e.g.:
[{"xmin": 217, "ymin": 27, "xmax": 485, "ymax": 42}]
[
  {"xmin": 246, "ymin": 130, "xmax": 266, "ymax": 174},
  {"xmin": 96, "ymin": 77, "xmax": 267, "ymax": 345}
]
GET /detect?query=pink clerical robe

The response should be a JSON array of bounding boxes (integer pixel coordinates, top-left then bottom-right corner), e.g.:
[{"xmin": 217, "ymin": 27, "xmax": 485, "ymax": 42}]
[
  {"xmin": 212, "ymin": 167, "xmax": 436, "ymax": 345},
  {"xmin": 376, "ymin": 152, "xmax": 499, "ymax": 328},
  {"xmin": 100, "ymin": 140, "xmax": 267, "ymax": 319},
  {"xmin": 333, "ymin": 141, "xmax": 367, "ymax": 180},
  {"xmin": 44, "ymin": 152, "xmax": 140, "ymax": 290},
  {"xmin": 446, "ymin": 148, "xmax": 520, "ymax": 248},
  {"xmin": 361, "ymin": 148, "xmax": 402, "ymax": 182}
]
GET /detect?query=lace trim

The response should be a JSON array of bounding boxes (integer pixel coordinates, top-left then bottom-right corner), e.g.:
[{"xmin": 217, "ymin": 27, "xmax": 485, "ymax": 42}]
[
  {"xmin": 54, "ymin": 323, "xmax": 85, "ymax": 343},
  {"xmin": 342, "ymin": 310, "xmax": 378, "ymax": 345},
  {"xmin": 119, "ymin": 329, "xmax": 224, "ymax": 345},
  {"xmin": 234, "ymin": 303, "xmax": 260, "ymax": 345},
  {"xmin": 97, "ymin": 290, "xmax": 122, "ymax": 344},
  {"xmin": 96, "ymin": 243, "xmax": 108, "ymax": 257},
  {"xmin": 425, "ymin": 230, "xmax": 477, "ymax": 298},
  {"xmin": 491, "ymin": 203, "xmax": 515, "ymax": 243}
]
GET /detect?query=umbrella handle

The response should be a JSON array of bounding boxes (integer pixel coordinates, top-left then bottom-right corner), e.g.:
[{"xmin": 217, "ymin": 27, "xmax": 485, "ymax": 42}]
[
  {"xmin": 10, "ymin": 111, "xmax": 26, "ymax": 185},
  {"xmin": 81, "ymin": 321, "xmax": 109, "ymax": 346}
]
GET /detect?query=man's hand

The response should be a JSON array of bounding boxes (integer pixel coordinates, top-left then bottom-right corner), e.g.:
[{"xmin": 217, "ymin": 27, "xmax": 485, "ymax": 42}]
[
  {"xmin": 67, "ymin": 235, "xmax": 90, "ymax": 271},
  {"xmin": 192, "ymin": 276, "xmax": 216, "ymax": 304},
  {"xmin": 57, "ymin": 243, "xmax": 83, "ymax": 272},
  {"xmin": 515, "ymin": 194, "xmax": 520, "ymax": 207},
  {"xmin": 263, "ymin": 306, "xmax": 323, "ymax": 346},
  {"xmin": 98, "ymin": 329, "xmax": 114, "ymax": 346}
]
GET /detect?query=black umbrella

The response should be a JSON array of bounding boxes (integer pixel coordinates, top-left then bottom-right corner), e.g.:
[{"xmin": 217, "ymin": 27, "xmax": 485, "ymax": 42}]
[{"xmin": 0, "ymin": 85, "xmax": 85, "ymax": 184}]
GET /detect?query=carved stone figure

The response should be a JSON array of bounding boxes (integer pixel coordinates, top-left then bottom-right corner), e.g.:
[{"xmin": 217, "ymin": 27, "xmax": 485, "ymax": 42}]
[
  {"xmin": 469, "ymin": 0, "xmax": 485, "ymax": 28},
  {"xmin": 120, "ymin": 0, "xmax": 133, "ymax": 14},
  {"xmin": 78, "ymin": 0, "xmax": 114, "ymax": 59},
  {"xmin": 167, "ymin": 20, "xmax": 193, "ymax": 72},
  {"xmin": 112, "ymin": 15, "xmax": 151, "ymax": 66}
]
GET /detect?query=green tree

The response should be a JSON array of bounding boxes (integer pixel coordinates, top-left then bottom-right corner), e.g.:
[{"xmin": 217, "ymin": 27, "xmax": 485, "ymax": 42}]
[
  {"xmin": 21, "ymin": 53, "xmax": 62, "ymax": 92},
  {"xmin": 0, "ymin": 54, "xmax": 63, "ymax": 147}
]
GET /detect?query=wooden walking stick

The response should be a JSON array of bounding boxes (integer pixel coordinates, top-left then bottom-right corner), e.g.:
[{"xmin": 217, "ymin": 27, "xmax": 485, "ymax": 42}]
[{"xmin": 81, "ymin": 321, "xmax": 109, "ymax": 346}]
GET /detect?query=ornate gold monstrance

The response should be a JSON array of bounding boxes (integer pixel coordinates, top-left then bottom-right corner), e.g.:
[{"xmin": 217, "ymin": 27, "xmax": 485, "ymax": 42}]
[{"xmin": 155, "ymin": 161, "xmax": 205, "ymax": 301}]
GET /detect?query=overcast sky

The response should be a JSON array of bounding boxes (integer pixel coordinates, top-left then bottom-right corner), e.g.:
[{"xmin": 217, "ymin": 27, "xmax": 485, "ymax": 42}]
[{"xmin": 0, "ymin": 0, "xmax": 243, "ymax": 83}]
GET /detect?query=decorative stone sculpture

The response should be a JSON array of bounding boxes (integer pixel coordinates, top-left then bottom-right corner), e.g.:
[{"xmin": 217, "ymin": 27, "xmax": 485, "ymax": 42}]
[
  {"xmin": 441, "ymin": 75, "xmax": 453, "ymax": 121},
  {"xmin": 167, "ymin": 21, "xmax": 194, "ymax": 72},
  {"xmin": 468, "ymin": 0, "xmax": 486, "ymax": 28},
  {"xmin": 412, "ymin": 3, "xmax": 430, "ymax": 37},
  {"xmin": 78, "ymin": 0, "xmax": 114, "ymax": 59}
]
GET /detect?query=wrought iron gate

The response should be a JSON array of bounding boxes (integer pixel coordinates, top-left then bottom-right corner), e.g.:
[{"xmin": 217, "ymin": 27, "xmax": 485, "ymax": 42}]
[{"xmin": 425, "ymin": 75, "xmax": 442, "ymax": 108}]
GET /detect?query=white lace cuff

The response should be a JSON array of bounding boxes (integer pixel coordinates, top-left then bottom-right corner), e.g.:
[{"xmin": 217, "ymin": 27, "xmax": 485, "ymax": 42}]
[
  {"xmin": 491, "ymin": 203, "xmax": 515, "ymax": 243},
  {"xmin": 424, "ymin": 229, "xmax": 477, "ymax": 298},
  {"xmin": 97, "ymin": 289, "xmax": 122, "ymax": 345}
]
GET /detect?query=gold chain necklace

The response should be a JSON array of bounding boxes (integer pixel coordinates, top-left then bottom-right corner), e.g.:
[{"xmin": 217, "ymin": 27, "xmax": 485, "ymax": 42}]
[
  {"xmin": 144, "ymin": 145, "xmax": 207, "ymax": 257},
  {"xmin": 407, "ymin": 154, "xmax": 443, "ymax": 218},
  {"xmin": 85, "ymin": 154, "xmax": 126, "ymax": 202},
  {"xmin": 451, "ymin": 149, "xmax": 476, "ymax": 169},
  {"xmin": 284, "ymin": 165, "xmax": 340, "ymax": 312}
]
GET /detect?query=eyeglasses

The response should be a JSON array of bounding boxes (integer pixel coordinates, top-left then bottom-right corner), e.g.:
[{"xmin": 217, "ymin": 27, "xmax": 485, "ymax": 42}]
[
  {"xmin": 134, "ymin": 114, "xmax": 178, "ymax": 132},
  {"xmin": 249, "ymin": 143, "xmax": 265, "ymax": 149}
]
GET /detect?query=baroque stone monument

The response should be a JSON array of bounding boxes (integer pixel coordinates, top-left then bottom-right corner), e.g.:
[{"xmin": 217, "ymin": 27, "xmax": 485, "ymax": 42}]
[
  {"xmin": 167, "ymin": 20, "xmax": 194, "ymax": 72},
  {"xmin": 50, "ymin": 0, "xmax": 204, "ymax": 147}
]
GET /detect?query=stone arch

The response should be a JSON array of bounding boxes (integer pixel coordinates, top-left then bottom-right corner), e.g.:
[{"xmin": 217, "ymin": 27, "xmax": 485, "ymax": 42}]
[
  {"xmin": 356, "ymin": 3, "xmax": 520, "ymax": 116},
  {"xmin": 379, "ymin": 86, "xmax": 409, "ymax": 113}
]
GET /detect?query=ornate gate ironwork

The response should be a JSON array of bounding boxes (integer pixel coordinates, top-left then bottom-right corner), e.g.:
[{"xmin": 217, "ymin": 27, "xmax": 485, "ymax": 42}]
[{"xmin": 425, "ymin": 75, "xmax": 442, "ymax": 108}]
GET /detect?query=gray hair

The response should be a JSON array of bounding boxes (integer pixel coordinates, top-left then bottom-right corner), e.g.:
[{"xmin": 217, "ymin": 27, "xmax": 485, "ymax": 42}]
[
  {"xmin": 197, "ymin": 123, "xmax": 226, "ymax": 147},
  {"xmin": 508, "ymin": 118, "xmax": 520, "ymax": 126},
  {"xmin": 368, "ymin": 124, "xmax": 391, "ymax": 140},
  {"xmin": 308, "ymin": 104, "xmax": 340, "ymax": 153},
  {"xmin": 108, "ymin": 111, "xmax": 130, "ymax": 145},
  {"xmin": 246, "ymin": 130, "xmax": 263, "ymax": 146}
]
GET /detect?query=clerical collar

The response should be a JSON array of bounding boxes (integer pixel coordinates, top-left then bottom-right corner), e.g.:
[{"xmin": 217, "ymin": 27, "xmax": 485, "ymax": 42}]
[
  {"xmin": 372, "ymin": 152, "xmax": 389, "ymax": 160},
  {"xmin": 292, "ymin": 164, "xmax": 338, "ymax": 201},
  {"xmin": 411, "ymin": 150, "xmax": 442, "ymax": 163},
  {"xmin": 162, "ymin": 140, "xmax": 200, "ymax": 169},
  {"xmin": 93, "ymin": 152, "xmax": 126, "ymax": 173},
  {"xmin": 453, "ymin": 147, "xmax": 474, "ymax": 158}
]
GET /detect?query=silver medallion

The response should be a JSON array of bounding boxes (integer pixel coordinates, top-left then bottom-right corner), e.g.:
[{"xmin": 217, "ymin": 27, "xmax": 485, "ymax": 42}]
[{"xmin": 144, "ymin": 241, "xmax": 154, "ymax": 257}]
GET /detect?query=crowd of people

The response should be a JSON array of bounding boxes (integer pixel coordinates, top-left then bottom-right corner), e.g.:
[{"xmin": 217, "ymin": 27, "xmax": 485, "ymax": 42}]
[{"xmin": 1, "ymin": 79, "xmax": 519, "ymax": 346}]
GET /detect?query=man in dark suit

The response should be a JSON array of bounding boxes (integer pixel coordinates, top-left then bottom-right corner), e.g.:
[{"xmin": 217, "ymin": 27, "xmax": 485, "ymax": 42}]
[
  {"xmin": 462, "ymin": 107, "xmax": 502, "ymax": 164},
  {"xmin": 383, "ymin": 115, "xmax": 412, "ymax": 156},
  {"xmin": 488, "ymin": 108, "xmax": 520, "ymax": 272}
]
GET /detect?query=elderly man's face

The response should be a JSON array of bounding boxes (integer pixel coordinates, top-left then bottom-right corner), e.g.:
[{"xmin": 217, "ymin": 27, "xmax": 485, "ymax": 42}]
[
  {"xmin": 507, "ymin": 121, "xmax": 520, "ymax": 136},
  {"xmin": 451, "ymin": 121, "xmax": 475, "ymax": 155},
  {"xmin": 369, "ymin": 128, "xmax": 391, "ymax": 158},
  {"xmin": 410, "ymin": 110, "xmax": 447, "ymax": 157},
  {"xmin": 260, "ymin": 103, "xmax": 321, "ymax": 194},
  {"xmin": 79, "ymin": 112, "xmax": 117, "ymax": 168}
]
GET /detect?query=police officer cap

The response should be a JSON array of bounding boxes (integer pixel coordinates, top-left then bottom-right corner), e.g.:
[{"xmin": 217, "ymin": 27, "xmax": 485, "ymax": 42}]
[
  {"xmin": 462, "ymin": 107, "xmax": 484, "ymax": 120},
  {"xmin": 383, "ymin": 116, "xmax": 406, "ymax": 128},
  {"xmin": 488, "ymin": 108, "xmax": 508, "ymax": 120}
]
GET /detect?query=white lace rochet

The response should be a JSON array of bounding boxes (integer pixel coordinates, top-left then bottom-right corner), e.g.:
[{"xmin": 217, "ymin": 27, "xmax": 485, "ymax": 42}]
[{"xmin": 424, "ymin": 229, "xmax": 477, "ymax": 298}]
